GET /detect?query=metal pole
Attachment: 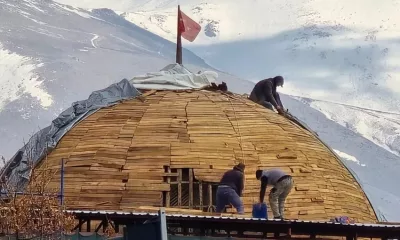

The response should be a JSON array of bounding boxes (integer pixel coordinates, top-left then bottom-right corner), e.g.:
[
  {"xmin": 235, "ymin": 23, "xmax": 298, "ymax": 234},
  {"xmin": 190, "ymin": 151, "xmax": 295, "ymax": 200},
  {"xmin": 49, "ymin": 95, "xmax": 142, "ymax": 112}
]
[
  {"xmin": 159, "ymin": 207, "xmax": 168, "ymax": 240},
  {"xmin": 60, "ymin": 158, "xmax": 65, "ymax": 206},
  {"xmin": 176, "ymin": 5, "xmax": 183, "ymax": 64}
]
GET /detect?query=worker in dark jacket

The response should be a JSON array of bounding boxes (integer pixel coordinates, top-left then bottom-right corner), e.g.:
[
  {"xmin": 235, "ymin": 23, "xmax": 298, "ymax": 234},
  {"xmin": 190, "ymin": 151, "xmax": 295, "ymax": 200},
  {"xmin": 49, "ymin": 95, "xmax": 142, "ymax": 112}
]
[
  {"xmin": 256, "ymin": 168, "xmax": 293, "ymax": 219},
  {"xmin": 249, "ymin": 76, "xmax": 285, "ymax": 114},
  {"xmin": 216, "ymin": 163, "xmax": 245, "ymax": 214}
]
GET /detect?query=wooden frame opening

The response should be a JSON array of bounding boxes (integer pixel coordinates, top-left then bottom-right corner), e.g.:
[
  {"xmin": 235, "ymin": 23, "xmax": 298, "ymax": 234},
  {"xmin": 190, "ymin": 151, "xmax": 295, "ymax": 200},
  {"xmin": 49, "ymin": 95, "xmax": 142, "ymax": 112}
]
[{"xmin": 162, "ymin": 167, "xmax": 221, "ymax": 213}]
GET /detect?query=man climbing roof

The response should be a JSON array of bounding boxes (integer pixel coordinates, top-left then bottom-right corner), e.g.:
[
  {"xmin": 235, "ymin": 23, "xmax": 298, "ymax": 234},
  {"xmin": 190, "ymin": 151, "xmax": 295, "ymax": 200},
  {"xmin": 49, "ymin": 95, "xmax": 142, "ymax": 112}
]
[
  {"xmin": 249, "ymin": 76, "xmax": 285, "ymax": 115},
  {"xmin": 255, "ymin": 168, "xmax": 293, "ymax": 219},
  {"xmin": 216, "ymin": 163, "xmax": 245, "ymax": 214}
]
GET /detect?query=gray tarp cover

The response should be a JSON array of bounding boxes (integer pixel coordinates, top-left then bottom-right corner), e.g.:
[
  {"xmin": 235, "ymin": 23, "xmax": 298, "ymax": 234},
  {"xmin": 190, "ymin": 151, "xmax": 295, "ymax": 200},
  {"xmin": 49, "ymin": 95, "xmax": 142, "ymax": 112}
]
[{"xmin": 0, "ymin": 78, "xmax": 140, "ymax": 191}]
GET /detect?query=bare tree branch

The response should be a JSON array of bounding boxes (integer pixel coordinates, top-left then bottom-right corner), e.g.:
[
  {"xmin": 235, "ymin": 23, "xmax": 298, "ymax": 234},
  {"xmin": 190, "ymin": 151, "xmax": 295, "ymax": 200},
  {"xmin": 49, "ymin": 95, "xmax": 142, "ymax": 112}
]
[{"xmin": 0, "ymin": 140, "xmax": 75, "ymax": 239}]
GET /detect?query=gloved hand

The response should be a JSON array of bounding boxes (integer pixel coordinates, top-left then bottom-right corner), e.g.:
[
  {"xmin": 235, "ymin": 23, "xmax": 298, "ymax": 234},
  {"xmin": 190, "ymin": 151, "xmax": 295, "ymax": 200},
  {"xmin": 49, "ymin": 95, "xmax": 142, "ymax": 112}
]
[
  {"xmin": 276, "ymin": 107, "xmax": 285, "ymax": 115},
  {"xmin": 256, "ymin": 202, "xmax": 263, "ymax": 208}
]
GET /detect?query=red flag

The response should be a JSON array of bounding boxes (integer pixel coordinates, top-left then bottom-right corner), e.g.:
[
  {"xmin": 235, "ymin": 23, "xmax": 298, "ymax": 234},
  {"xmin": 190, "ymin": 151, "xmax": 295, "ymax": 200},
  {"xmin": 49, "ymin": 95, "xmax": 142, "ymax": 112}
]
[{"xmin": 178, "ymin": 9, "xmax": 201, "ymax": 42}]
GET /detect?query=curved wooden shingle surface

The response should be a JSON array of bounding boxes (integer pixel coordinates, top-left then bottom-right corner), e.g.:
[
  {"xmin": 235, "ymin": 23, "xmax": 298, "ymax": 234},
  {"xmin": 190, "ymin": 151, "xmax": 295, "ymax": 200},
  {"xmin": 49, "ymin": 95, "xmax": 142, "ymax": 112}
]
[{"xmin": 38, "ymin": 90, "xmax": 377, "ymax": 222}]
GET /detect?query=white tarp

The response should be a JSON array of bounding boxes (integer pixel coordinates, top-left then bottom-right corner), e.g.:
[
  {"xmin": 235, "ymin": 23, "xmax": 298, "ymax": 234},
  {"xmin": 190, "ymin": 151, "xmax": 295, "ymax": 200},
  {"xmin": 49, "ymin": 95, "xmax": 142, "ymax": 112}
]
[{"xmin": 130, "ymin": 63, "xmax": 218, "ymax": 90}]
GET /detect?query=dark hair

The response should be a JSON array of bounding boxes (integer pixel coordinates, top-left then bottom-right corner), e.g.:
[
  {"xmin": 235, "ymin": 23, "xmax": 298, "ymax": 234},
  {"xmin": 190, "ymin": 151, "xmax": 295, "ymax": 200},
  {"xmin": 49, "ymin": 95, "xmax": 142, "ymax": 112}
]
[
  {"xmin": 256, "ymin": 170, "xmax": 263, "ymax": 179},
  {"xmin": 273, "ymin": 76, "xmax": 284, "ymax": 85},
  {"xmin": 234, "ymin": 162, "xmax": 245, "ymax": 172}
]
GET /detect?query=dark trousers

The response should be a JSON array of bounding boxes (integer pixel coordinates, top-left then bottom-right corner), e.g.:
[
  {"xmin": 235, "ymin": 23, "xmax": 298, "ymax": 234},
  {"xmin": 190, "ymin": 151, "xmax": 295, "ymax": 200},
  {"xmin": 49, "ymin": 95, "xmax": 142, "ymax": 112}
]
[
  {"xmin": 216, "ymin": 186, "xmax": 244, "ymax": 214},
  {"xmin": 249, "ymin": 92, "xmax": 275, "ymax": 110}
]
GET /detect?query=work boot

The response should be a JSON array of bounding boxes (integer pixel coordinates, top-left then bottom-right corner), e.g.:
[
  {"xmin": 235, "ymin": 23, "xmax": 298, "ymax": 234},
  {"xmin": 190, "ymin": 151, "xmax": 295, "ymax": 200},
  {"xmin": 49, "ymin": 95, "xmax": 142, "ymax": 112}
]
[{"xmin": 273, "ymin": 216, "xmax": 283, "ymax": 220}]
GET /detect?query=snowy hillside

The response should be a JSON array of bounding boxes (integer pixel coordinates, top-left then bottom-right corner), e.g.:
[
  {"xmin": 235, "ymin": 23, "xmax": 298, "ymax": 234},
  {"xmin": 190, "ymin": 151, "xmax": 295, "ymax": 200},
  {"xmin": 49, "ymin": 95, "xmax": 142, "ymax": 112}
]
[
  {"xmin": 281, "ymin": 94, "xmax": 400, "ymax": 222},
  {"xmin": 0, "ymin": 0, "xmax": 254, "ymax": 162}
]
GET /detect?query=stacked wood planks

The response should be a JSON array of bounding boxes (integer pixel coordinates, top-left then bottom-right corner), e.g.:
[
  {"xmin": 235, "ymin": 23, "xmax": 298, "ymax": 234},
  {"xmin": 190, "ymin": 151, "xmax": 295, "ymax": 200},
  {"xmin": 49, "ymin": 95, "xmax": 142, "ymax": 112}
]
[{"xmin": 37, "ymin": 90, "xmax": 377, "ymax": 223}]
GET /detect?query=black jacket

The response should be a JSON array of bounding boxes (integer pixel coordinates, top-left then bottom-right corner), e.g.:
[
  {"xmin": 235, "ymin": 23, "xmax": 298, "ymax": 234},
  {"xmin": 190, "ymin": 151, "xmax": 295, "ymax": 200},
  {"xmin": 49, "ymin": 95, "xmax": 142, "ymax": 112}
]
[
  {"xmin": 218, "ymin": 167, "xmax": 244, "ymax": 196},
  {"xmin": 249, "ymin": 78, "xmax": 283, "ymax": 109}
]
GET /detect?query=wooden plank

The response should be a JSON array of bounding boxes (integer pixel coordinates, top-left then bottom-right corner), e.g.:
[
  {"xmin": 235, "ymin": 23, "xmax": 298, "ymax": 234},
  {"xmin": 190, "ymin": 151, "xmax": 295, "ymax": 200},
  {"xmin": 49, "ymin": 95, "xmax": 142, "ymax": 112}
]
[
  {"xmin": 208, "ymin": 184, "xmax": 212, "ymax": 207},
  {"xmin": 178, "ymin": 169, "xmax": 182, "ymax": 207},
  {"xmin": 166, "ymin": 166, "xmax": 171, "ymax": 207},
  {"xmin": 199, "ymin": 181, "xmax": 203, "ymax": 208},
  {"xmin": 189, "ymin": 168, "xmax": 193, "ymax": 208}
]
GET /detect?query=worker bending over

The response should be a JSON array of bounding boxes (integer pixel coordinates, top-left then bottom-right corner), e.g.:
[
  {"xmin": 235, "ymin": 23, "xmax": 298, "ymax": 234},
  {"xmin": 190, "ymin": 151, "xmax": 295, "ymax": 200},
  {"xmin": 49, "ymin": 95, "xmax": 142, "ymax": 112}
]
[
  {"xmin": 256, "ymin": 168, "xmax": 293, "ymax": 219},
  {"xmin": 249, "ymin": 76, "xmax": 285, "ymax": 115},
  {"xmin": 216, "ymin": 163, "xmax": 245, "ymax": 214}
]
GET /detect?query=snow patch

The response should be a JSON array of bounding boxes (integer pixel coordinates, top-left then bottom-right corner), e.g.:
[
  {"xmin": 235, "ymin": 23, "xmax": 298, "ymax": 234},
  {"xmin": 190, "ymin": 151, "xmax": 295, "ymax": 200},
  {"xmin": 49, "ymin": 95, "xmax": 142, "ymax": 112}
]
[
  {"xmin": 22, "ymin": 0, "xmax": 45, "ymax": 13},
  {"xmin": 0, "ymin": 44, "xmax": 53, "ymax": 111},
  {"xmin": 109, "ymin": 34, "xmax": 155, "ymax": 54},
  {"xmin": 91, "ymin": 34, "xmax": 99, "ymax": 48},
  {"xmin": 24, "ymin": 27, "xmax": 64, "ymax": 39},
  {"xmin": 310, "ymin": 100, "xmax": 400, "ymax": 157},
  {"xmin": 26, "ymin": 17, "xmax": 47, "ymax": 25},
  {"xmin": 121, "ymin": 12, "xmax": 174, "ymax": 41},
  {"xmin": 1, "ymin": 0, "xmax": 33, "ymax": 19},
  {"xmin": 333, "ymin": 149, "xmax": 366, "ymax": 167},
  {"xmin": 54, "ymin": 2, "xmax": 92, "ymax": 18}
]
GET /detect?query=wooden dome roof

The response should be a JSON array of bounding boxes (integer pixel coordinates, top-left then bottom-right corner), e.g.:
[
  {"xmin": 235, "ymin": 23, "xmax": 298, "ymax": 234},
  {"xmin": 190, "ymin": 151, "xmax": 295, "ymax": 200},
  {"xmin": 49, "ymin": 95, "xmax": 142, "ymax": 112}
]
[{"xmin": 39, "ymin": 90, "xmax": 377, "ymax": 222}]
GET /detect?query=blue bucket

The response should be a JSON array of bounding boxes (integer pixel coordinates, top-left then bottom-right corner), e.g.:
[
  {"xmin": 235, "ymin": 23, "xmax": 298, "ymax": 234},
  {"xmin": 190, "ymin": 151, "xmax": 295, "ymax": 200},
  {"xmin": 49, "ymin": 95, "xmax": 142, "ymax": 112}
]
[{"xmin": 252, "ymin": 203, "xmax": 268, "ymax": 219}]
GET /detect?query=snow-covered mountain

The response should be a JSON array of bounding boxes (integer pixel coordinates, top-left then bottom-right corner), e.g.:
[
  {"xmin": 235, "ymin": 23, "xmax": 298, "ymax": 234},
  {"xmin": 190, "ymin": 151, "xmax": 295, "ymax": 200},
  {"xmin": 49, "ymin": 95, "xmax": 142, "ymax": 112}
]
[
  {"xmin": 1, "ymin": 0, "xmax": 400, "ymax": 221},
  {"xmin": 0, "ymin": 0, "xmax": 254, "ymax": 161}
]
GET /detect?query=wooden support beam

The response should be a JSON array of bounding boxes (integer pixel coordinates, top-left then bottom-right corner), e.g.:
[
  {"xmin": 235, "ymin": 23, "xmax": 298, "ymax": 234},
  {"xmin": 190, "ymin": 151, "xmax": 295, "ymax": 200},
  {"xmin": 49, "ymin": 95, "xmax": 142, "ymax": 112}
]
[
  {"xmin": 102, "ymin": 219, "xmax": 109, "ymax": 233},
  {"xmin": 178, "ymin": 169, "xmax": 182, "ymax": 206},
  {"xmin": 73, "ymin": 219, "xmax": 86, "ymax": 231},
  {"xmin": 109, "ymin": 221, "xmax": 117, "ymax": 233},
  {"xmin": 163, "ymin": 173, "xmax": 178, "ymax": 177},
  {"xmin": 208, "ymin": 184, "xmax": 212, "ymax": 207},
  {"xmin": 78, "ymin": 219, "xmax": 83, "ymax": 232},
  {"xmin": 86, "ymin": 219, "xmax": 91, "ymax": 232},
  {"xmin": 199, "ymin": 181, "xmax": 203, "ymax": 210},
  {"xmin": 287, "ymin": 227, "xmax": 292, "ymax": 238},
  {"xmin": 165, "ymin": 166, "xmax": 171, "ymax": 207},
  {"xmin": 95, "ymin": 221, "xmax": 103, "ymax": 232},
  {"xmin": 170, "ymin": 181, "xmax": 190, "ymax": 184},
  {"xmin": 115, "ymin": 223, "xmax": 120, "ymax": 233},
  {"xmin": 189, "ymin": 169, "xmax": 193, "ymax": 208}
]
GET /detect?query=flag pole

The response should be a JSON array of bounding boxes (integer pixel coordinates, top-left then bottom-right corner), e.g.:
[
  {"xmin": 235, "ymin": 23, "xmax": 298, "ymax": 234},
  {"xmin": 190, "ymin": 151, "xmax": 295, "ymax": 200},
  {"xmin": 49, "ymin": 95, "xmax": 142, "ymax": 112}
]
[{"xmin": 176, "ymin": 5, "xmax": 182, "ymax": 64}]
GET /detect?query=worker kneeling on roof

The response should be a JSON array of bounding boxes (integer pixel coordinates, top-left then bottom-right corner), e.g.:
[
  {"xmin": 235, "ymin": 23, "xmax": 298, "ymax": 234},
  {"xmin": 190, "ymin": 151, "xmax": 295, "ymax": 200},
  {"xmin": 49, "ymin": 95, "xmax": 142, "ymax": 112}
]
[
  {"xmin": 256, "ymin": 168, "xmax": 293, "ymax": 219},
  {"xmin": 249, "ymin": 76, "xmax": 286, "ymax": 115},
  {"xmin": 216, "ymin": 163, "xmax": 245, "ymax": 214}
]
